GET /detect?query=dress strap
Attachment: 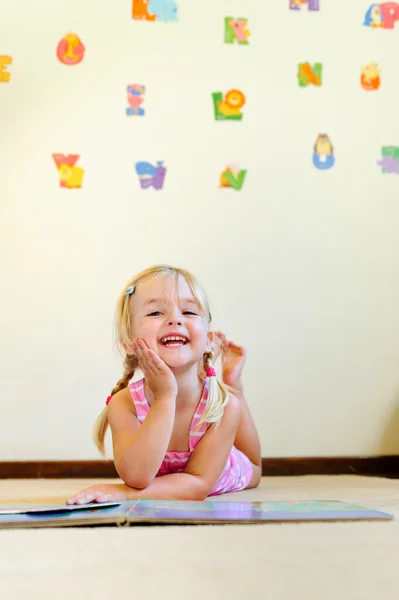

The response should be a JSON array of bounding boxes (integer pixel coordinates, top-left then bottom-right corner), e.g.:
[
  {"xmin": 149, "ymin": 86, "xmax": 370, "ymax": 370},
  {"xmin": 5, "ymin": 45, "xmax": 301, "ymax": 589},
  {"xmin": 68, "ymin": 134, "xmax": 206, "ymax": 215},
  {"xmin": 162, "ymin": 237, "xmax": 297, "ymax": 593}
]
[
  {"xmin": 128, "ymin": 378, "xmax": 149, "ymax": 423},
  {"xmin": 188, "ymin": 379, "xmax": 209, "ymax": 451}
]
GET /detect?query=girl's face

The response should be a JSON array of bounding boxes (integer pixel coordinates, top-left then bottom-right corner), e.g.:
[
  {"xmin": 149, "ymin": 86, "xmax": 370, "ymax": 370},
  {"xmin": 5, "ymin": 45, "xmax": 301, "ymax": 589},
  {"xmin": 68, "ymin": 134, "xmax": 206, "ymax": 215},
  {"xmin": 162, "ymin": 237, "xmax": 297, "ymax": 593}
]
[{"xmin": 130, "ymin": 274, "xmax": 211, "ymax": 369}]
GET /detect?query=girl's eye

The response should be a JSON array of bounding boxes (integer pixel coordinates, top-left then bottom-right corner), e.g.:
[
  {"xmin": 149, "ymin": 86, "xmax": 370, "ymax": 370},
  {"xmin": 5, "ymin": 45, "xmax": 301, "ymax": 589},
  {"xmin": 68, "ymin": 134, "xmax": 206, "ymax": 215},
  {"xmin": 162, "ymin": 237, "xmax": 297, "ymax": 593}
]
[
  {"xmin": 183, "ymin": 311, "xmax": 197, "ymax": 316},
  {"xmin": 148, "ymin": 311, "xmax": 162, "ymax": 316}
]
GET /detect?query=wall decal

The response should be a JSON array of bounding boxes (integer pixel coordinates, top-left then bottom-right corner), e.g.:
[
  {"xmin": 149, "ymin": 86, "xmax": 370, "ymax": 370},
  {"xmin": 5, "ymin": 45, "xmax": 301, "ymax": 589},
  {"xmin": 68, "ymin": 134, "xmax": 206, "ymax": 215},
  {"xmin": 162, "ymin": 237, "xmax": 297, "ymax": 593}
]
[
  {"xmin": 132, "ymin": 0, "xmax": 178, "ymax": 22},
  {"xmin": 135, "ymin": 161, "xmax": 166, "ymax": 189},
  {"xmin": 224, "ymin": 18, "xmax": 250, "ymax": 44},
  {"xmin": 220, "ymin": 164, "xmax": 247, "ymax": 190},
  {"xmin": 298, "ymin": 62, "xmax": 322, "ymax": 87},
  {"xmin": 312, "ymin": 135, "xmax": 335, "ymax": 170},
  {"xmin": 363, "ymin": 3, "xmax": 399, "ymax": 29},
  {"xmin": 127, "ymin": 84, "xmax": 146, "ymax": 116},
  {"xmin": 290, "ymin": 0, "xmax": 320, "ymax": 11},
  {"xmin": 377, "ymin": 147, "xmax": 399, "ymax": 173},
  {"xmin": 56, "ymin": 34, "xmax": 85, "ymax": 65},
  {"xmin": 52, "ymin": 154, "xmax": 85, "ymax": 188},
  {"xmin": 0, "ymin": 55, "xmax": 12, "ymax": 82},
  {"xmin": 361, "ymin": 63, "xmax": 381, "ymax": 90},
  {"xmin": 212, "ymin": 90, "xmax": 246, "ymax": 121}
]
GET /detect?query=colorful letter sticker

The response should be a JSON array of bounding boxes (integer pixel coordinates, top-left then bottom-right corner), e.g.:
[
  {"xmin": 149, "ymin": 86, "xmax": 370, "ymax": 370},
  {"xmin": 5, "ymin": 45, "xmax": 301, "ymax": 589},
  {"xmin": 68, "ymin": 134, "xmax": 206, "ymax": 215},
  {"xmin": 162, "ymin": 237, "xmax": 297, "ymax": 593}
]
[
  {"xmin": 361, "ymin": 63, "xmax": 381, "ymax": 90},
  {"xmin": 212, "ymin": 90, "xmax": 246, "ymax": 121},
  {"xmin": 224, "ymin": 18, "xmax": 250, "ymax": 44},
  {"xmin": 220, "ymin": 164, "xmax": 247, "ymax": 190},
  {"xmin": 363, "ymin": 3, "xmax": 399, "ymax": 28},
  {"xmin": 132, "ymin": 0, "xmax": 178, "ymax": 22},
  {"xmin": 377, "ymin": 147, "xmax": 399, "ymax": 174},
  {"xmin": 290, "ymin": 0, "xmax": 320, "ymax": 10},
  {"xmin": 135, "ymin": 161, "xmax": 166, "ymax": 189},
  {"xmin": 0, "ymin": 55, "xmax": 12, "ymax": 82},
  {"xmin": 298, "ymin": 63, "xmax": 322, "ymax": 86},
  {"xmin": 52, "ymin": 154, "xmax": 84, "ymax": 188},
  {"xmin": 312, "ymin": 135, "xmax": 335, "ymax": 170},
  {"xmin": 127, "ymin": 84, "xmax": 146, "ymax": 116},
  {"xmin": 56, "ymin": 34, "xmax": 85, "ymax": 65}
]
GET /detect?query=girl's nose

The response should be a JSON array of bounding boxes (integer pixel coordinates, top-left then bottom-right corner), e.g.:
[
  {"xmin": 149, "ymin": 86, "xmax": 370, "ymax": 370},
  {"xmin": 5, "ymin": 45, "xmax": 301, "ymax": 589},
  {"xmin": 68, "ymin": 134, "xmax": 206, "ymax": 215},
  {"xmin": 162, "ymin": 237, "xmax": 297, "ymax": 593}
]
[{"xmin": 168, "ymin": 319, "xmax": 182, "ymax": 326}]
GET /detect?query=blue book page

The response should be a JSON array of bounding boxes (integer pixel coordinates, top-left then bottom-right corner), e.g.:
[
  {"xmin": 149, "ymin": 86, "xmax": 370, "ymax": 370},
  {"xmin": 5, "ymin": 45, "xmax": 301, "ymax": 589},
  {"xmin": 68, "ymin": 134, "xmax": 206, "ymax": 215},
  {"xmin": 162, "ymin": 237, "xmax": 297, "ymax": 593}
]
[
  {"xmin": 0, "ymin": 501, "xmax": 138, "ymax": 528},
  {"xmin": 0, "ymin": 502, "xmax": 121, "ymax": 515}
]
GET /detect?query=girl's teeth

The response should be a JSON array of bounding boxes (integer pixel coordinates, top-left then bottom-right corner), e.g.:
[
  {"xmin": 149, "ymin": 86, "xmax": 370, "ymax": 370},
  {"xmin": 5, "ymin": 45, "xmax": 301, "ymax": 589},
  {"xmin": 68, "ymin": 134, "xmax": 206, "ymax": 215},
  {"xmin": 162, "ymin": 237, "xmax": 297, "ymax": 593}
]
[{"xmin": 161, "ymin": 336, "xmax": 187, "ymax": 344}]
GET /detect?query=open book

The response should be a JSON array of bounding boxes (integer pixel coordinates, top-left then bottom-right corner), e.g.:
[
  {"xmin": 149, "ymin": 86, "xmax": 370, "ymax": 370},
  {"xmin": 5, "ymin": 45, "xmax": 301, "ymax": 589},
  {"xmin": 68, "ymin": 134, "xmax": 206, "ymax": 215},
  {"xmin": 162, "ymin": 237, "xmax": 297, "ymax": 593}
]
[{"xmin": 0, "ymin": 499, "xmax": 393, "ymax": 529}]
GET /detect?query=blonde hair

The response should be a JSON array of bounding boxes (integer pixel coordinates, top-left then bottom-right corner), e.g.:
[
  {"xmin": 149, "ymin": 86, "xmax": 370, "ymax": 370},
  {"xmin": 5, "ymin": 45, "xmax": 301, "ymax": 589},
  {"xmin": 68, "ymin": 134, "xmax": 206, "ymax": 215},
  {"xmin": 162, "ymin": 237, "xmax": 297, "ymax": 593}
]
[{"xmin": 93, "ymin": 264, "xmax": 231, "ymax": 455}]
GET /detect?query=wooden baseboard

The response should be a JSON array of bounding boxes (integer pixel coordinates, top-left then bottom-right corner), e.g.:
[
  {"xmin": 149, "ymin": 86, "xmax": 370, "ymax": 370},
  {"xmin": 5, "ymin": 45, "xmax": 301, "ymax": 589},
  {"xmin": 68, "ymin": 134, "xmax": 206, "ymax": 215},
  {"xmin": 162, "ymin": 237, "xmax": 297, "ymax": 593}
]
[
  {"xmin": 1, "ymin": 456, "xmax": 398, "ymax": 479},
  {"xmin": 261, "ymin": 456, "xmax": 399, "ymax": 478}
]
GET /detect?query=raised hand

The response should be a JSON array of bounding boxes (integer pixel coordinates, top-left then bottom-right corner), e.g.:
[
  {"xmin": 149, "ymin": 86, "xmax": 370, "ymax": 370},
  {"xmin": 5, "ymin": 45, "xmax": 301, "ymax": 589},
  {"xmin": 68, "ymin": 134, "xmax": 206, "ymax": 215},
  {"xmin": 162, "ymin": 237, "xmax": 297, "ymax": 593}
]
[{"xmin": 132, "ymin": 339, "xmax": 178, "ymax": 400}]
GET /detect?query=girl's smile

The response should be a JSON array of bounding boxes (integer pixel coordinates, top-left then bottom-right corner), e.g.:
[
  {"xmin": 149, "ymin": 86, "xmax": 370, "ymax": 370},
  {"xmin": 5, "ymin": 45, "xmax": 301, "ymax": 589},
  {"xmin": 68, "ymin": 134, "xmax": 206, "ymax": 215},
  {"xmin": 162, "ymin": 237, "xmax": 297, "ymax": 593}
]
[{"xmin": 131, "ymin": 274, "xmax": 210, "ymax": 368}]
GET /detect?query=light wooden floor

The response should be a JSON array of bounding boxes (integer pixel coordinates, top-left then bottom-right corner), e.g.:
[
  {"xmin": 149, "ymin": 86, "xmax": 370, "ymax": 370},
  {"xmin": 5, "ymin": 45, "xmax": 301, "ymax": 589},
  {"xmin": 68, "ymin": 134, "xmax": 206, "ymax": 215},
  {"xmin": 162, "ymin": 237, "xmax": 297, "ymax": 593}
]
[{"xmin": 1, "ymin": 475, "xmax": 398, "ymax": 600}]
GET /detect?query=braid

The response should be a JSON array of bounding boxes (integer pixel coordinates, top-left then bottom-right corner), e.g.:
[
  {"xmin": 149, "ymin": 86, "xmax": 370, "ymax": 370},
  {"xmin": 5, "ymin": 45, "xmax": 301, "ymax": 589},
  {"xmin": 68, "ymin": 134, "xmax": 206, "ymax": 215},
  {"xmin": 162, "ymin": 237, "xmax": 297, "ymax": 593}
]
[
  {"xmin": 110, "ymin": 355, "xmax": 138, "ymax": 397},
  {"xmin": 198, "ymin": 349, "xmax": 230, "ymax": 428},
  {"xmin": 203, "ymin": 350, "xmax": 213, "ymax": 372},
  {"xmin": 92, "ymin": 354, "xmax": 138, "ymax": 455}
]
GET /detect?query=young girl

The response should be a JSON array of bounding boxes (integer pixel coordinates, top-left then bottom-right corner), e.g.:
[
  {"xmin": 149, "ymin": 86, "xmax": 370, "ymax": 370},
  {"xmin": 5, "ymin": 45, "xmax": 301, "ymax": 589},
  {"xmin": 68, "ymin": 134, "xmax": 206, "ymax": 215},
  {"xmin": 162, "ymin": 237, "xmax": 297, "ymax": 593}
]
[{"xmin": 67, "ymin": 265, "xmax": 261, "ymax": 504}]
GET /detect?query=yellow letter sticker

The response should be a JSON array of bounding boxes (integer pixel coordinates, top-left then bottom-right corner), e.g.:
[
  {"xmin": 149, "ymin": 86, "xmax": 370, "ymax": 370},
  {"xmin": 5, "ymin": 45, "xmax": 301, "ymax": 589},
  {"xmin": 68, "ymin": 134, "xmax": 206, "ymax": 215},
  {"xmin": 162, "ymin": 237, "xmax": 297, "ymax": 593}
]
[{"xmin": 0, "ymin": 56, "xmax": 12, "ymax": 82}]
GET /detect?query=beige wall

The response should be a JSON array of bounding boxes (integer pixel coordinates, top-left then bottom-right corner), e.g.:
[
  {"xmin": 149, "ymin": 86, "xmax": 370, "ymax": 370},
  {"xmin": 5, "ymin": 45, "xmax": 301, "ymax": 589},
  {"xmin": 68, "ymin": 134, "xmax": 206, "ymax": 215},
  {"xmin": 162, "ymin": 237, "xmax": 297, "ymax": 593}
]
[{"xmin": 1, "ymin": 0, "xmax": 399, "ymax": 460}]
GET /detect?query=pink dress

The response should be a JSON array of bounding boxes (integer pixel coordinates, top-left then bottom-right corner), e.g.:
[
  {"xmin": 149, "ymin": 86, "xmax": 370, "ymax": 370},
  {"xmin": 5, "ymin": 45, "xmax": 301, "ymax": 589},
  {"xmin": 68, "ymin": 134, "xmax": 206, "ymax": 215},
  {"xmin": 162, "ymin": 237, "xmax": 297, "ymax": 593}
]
[{"xmin": 129, "ymin": 378, "xmax": 253, "ymax": 496}]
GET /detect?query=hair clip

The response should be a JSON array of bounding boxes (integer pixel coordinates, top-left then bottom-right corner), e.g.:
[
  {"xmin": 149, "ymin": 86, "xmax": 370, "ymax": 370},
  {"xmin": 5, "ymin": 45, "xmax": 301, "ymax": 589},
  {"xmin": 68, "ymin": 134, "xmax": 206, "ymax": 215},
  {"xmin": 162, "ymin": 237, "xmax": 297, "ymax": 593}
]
[
  {"xmin": 106, "ymin": 395, "xmax": 112, "ymax": 406},
  {"xmin": 125, "ymin": 285, "xmax": 135, "ymax": 296}
]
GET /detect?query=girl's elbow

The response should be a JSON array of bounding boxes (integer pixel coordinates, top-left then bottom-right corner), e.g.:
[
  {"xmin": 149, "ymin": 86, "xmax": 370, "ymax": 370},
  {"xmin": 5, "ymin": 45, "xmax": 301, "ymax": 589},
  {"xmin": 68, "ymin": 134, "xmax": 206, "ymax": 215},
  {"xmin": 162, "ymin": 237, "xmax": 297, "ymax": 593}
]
[
  {"xmin": 193, "ymin": 488, "xmax": 209, "ymax": 501},
  {"xmin": 193, "ymin": 479, "xmax": 212, "ymax": 501},
  {"xmin": 124, "ymin": 474, "xmax": 154, "ymax": 489},
  {"xmin": 117, "ymin": 467, "xmax": 154, "ymax": 490}
]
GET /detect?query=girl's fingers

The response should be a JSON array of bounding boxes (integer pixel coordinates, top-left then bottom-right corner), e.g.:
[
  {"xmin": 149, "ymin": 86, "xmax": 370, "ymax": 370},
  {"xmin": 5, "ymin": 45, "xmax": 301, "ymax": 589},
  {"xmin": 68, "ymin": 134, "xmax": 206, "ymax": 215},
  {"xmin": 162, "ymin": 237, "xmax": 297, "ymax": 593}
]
[
  {"xmin": 146, "ymin": 348, "xmax": 167, "ymax": 371},
  {"xmin": 132, "ymin": 339, "xmax": 150, "ymax": 371},
  {"xmin": 137, "ymin": 340, "xmax": 167, "ymax": 372},
  {"xmin": 65, "ymin": 481, "xmax": 126, "ymax": 506},
  {"xmin": 66, "ymin": 491, "xmax": 100, "ymax": 505},
  {"xmin": 132, "ymin": 339, "xmax": 145, "ymax": 359},
  {"xmin": 137, "ymin": 340, "xmax": 157, "ymax": 373},
  {"xmin": 79, "ymin": 493, "xmax": 106, "ymax": 504}
]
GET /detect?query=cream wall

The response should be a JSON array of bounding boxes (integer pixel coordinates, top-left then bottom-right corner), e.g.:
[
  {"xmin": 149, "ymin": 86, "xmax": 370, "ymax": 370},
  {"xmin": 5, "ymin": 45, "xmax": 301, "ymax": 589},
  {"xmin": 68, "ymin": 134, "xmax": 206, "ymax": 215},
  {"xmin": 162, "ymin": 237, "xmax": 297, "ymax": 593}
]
[{"xmin": 1, "ymin": 0, "xmax": 399, "ymax": 460}]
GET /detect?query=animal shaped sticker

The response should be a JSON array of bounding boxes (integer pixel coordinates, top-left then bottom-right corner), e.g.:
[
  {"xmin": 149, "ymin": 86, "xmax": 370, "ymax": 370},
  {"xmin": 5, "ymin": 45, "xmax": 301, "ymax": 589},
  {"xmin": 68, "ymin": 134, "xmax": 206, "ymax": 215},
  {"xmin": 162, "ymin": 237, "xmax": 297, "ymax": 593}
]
[
  {"xmin": 312, "ymin": 135, "xmax": 335, "ymax": 170},
  {"xmin": 52, "ymin": 154, "xmax": 85, "ymax": 188},
  {"xmin": 127, "ymin": 84, "xmax": 145, "ymax": 116},
  {"xmin": 56, "ymin": 34, "xmax": 85, "ymax": 65},
  {"xmin": 224, "ymin": 18, "xmax": 250, "ymax": 44},
  {"xmin": 135, "ymin": 161, "xmax": 166, "ymax": 189},
  {"xmin": 132, "ymin": 0, "xmax": 178, "ymax": 22},
  {"xmin": 363, "ymin": 3, "xmax": 399, "ymax": 28},
  {"xmin": 212, "ymin": 90, "xmax": 246, "ymax": 121},
  {"xmin": 361, "ymin": 63, "xmax": 381, "ymax": 90},
  {"xmin": 220, "ymin": 164, "xmax": 247, "ymax": 190}
]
